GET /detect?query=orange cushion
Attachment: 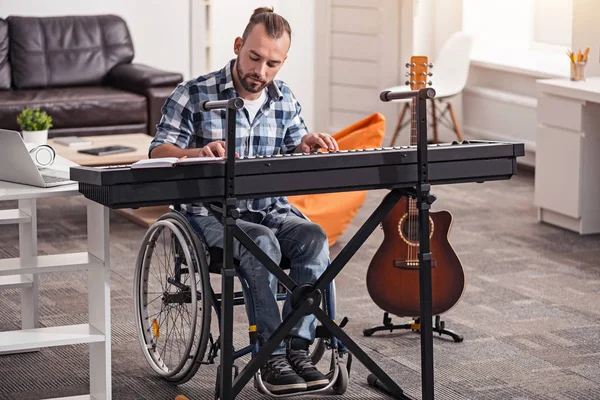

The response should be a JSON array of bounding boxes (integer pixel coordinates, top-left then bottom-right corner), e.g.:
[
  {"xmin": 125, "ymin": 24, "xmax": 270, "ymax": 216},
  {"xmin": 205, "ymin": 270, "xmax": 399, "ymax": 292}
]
[{"xmin": 289, "ymin": 113, "xmax": 386, "ymax": 246}]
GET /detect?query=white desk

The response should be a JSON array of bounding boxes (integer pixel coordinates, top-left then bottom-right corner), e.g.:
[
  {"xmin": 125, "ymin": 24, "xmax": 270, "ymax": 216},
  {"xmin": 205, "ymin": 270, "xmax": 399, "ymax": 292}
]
[
  {"xmin": 0, "ymin": 158, "xmax": 111, "ymax": 399},
  {"xmin": 535, "ymin": 77, "xmax": 600, "ymax": 234}
]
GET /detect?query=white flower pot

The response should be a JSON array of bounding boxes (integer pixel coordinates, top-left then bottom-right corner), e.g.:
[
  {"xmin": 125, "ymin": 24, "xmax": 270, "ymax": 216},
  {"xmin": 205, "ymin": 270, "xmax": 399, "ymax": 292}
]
[{"xmin": 22, "ymin": 129, "xmax": 48, "ymax": 146}]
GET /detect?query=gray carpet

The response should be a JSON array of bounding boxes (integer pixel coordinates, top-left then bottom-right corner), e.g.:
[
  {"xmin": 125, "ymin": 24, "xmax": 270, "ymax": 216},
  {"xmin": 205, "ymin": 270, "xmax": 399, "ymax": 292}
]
[{"xmin": 1, "ymin": 168, "xmax": 600, "ymax": 400}]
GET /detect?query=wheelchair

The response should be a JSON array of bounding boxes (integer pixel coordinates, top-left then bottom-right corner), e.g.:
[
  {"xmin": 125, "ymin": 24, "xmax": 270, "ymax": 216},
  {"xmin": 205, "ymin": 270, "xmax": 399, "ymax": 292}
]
[{"xmin": 132, "ymin": 207, "xmax": 352, "ymax": 398}]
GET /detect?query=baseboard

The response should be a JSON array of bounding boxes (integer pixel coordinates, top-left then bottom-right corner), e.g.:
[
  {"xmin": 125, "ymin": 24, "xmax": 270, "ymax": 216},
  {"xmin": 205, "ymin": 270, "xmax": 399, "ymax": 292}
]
[
  {"xmin": 463, "ymin": 125, "xmax": 536, "ymax": 152},
  {"xmin": 462, "ymin": 84, "xmax": 537, "ymax": 169},
  {"xmin": 463, "ymin": 86, "xmax": 537, "ymax": 109},
  {"xmin": 463, "ymin": 125, "xmax": 535, "ymax": 169}
]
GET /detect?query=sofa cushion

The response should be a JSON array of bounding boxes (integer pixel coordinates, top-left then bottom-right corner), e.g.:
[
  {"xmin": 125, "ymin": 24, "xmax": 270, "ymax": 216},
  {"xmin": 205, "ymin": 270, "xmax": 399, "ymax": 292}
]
[
  {"xmin": 8, "ymin": 15, "xmax": 134, "ymax": 89},
  {"xmin": 0, "ymin": 86, "xmax": 147, "ymax": 130},
  {"xmin": 0, "ymin": 18, "xmax": 10, "ymax": 89}
]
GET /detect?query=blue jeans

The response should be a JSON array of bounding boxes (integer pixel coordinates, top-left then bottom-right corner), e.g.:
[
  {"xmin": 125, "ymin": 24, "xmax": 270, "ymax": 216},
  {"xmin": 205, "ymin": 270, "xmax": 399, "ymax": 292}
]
[{"xmin": 185, "ymin": 210, "xmax": 329, "ymax": 355}]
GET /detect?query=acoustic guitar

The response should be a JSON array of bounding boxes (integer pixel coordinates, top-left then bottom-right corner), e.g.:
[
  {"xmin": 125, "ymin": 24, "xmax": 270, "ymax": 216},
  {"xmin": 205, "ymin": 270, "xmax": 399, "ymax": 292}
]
[{"xmin": 366, "ymin": 56, "xmax": 465, "ymax": 318}]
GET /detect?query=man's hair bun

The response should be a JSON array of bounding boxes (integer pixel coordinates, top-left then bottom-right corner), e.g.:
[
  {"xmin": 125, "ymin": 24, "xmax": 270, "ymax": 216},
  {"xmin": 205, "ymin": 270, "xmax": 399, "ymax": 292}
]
[
  {"xmin": 242, "ymin": 6, "xmax": 291, "ymax": 43},
  {"xmin": 251, "ymin": 6, "xmax": 274, "ymax": 17}
]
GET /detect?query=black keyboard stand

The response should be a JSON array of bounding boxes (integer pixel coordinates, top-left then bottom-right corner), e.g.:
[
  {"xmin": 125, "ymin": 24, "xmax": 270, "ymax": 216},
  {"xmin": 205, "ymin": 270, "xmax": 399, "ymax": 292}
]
[{"xmin": 210, "ymin": 87, "xmax": 438, "ymax": 400}]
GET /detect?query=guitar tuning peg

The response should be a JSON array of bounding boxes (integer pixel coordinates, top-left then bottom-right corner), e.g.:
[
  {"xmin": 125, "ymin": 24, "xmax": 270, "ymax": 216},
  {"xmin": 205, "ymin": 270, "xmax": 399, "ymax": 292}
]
[
  {"xmin": 427, "ymin": 81, "xmax": 433, "ymax": 85},
  {"xmin": 405, "ymin": 62, "xmax": 411, "ymax": 68},
  {"xmin": 405, "ymin": 80, "xmax": 410, "ymax": 86},
  {"xmin": 428, "ymin": 63, "xmax": 434, "ymax": 68},
  {"xmin": 428, "ymin": 72, "xmax": 433, "ymax": 76}
]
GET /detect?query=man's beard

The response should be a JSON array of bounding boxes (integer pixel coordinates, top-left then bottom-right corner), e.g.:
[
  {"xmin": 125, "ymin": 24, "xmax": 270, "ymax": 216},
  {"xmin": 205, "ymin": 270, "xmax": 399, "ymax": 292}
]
[{"xmin": 236, "ymin": 59, "xmax": 268, "ymax": 93}]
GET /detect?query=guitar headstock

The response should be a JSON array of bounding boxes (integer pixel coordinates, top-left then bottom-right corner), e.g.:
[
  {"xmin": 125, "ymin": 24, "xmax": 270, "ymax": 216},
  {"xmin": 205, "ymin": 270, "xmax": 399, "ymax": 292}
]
[{"xmin": 405, "ymin": 56, "xmax": 433, "ymax": 90}]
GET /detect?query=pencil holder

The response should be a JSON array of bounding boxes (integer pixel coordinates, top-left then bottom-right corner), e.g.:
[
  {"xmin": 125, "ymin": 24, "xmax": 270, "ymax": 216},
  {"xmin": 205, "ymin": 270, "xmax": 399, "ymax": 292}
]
[{"xmin": 571, "ymin": 61, "xmax": 586, "ymax": 81}]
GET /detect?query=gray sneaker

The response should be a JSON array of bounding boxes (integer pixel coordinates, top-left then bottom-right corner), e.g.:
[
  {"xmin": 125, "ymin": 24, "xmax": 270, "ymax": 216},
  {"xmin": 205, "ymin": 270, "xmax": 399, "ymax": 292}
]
[
  {"xmin": 260, "ymin": 354, "xmax": 307, "ymax": 394},
  {"xmin": 287, "ymin": 338, "xmax": 329, "ymax": 390}
]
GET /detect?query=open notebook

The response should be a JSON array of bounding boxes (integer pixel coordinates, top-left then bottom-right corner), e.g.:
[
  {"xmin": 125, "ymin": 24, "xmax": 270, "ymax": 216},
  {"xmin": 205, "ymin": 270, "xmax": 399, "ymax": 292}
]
[{"xmin": 131, "ymin": 156, "xmax": 225, "ymax": 169}]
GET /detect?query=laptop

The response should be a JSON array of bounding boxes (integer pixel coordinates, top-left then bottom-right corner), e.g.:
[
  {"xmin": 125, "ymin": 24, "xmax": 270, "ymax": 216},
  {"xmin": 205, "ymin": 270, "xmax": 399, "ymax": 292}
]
[{"xmin": 0, "ymin": 129, "xmax": 76, "ymax": 187}]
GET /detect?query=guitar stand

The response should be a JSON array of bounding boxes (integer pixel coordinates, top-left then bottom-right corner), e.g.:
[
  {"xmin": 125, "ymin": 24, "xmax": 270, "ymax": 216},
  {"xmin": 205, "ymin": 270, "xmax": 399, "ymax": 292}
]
[
  {"xmin": 363, "ymin": 312, "xmax": 464, "ymax": 343},
  {"xmin": 211, "ymin": 87, "xmax": 438, "ymax": 400}
]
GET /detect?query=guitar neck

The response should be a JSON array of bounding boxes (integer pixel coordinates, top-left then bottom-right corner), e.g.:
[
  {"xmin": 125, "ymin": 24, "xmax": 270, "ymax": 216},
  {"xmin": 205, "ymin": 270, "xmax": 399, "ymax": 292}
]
[
  {"xmin": 408, "ymin": 97, "xmax": 418, "ymax": 215},
  {"xmin": 410, "ymin": 97, "xmax": 417, "ymax": 147}
]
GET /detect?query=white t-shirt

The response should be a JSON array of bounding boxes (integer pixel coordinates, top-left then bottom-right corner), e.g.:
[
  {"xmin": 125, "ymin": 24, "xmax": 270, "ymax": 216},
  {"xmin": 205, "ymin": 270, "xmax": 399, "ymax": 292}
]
[{"xmin": 243, "ymin": 89, "xmax": 267, "ymax": 123}]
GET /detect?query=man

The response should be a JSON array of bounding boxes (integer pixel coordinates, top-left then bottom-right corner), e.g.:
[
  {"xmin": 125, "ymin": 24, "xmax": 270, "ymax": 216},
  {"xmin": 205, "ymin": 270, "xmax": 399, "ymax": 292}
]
[{"xmin": 149, "ymin": 6, "xmax": 339, "ymax": 395}]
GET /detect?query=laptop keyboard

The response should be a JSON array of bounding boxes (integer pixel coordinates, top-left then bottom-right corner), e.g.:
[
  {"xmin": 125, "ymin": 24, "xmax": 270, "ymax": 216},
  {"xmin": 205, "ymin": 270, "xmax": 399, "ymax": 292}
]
[{"xmin": 41, "ymin": 175, "xmax": 70, "ymax": 183}]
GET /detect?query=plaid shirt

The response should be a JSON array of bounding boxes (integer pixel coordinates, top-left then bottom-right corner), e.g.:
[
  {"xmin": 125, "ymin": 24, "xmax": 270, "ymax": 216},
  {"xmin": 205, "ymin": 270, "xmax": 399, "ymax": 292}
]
[{"xmin": 149, "ymin": 59, "xmax": 308, "ymax": 232}]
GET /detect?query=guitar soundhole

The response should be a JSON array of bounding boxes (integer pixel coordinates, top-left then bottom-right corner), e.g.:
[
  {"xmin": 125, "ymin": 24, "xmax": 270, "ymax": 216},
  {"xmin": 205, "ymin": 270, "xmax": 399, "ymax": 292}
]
[{"xmin": 398, "ymin": 213, "xmax": 434, "ymax": 246}]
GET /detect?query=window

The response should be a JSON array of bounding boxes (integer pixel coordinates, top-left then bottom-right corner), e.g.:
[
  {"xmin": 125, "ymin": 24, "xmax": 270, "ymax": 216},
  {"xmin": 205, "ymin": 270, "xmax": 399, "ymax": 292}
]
[
  {"xmin": 531, "ymin": 0, "xmax": 573, "ymax": 51},
  {"xmin": 462, "ymin": 0, "xmax": 573, "ymax": 77}
]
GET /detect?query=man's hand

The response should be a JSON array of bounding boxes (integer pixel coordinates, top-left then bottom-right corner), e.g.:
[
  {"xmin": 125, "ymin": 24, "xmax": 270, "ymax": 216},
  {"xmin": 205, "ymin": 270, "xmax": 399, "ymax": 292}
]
[
  {"xmin": 295, "ymin": 132, "xmax": 339, "ymax": 153},
  {"xmin": 198, "ymin": 141, "xmax": 239, "ymax": 158}
]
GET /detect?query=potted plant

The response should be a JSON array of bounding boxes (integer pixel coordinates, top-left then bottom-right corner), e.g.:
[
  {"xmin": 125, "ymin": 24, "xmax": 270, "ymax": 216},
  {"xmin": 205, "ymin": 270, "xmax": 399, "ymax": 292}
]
[{"xmin": 16, "ymin": 107, "xmax": 53, "ymax": 145}]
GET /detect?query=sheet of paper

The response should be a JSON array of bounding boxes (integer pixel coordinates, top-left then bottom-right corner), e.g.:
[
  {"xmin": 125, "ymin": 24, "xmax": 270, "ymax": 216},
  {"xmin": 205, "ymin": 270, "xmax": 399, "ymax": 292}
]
[{"xmin": 131, "ymin": 157, "xmax": 179, "ymax": 168}]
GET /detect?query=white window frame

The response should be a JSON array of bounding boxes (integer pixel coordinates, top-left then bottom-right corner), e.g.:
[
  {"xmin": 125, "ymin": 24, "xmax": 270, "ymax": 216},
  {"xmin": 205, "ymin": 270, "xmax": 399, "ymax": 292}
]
[{"xmin": 528, "ymin": 0, "xmax": 573, "ymax": 54}]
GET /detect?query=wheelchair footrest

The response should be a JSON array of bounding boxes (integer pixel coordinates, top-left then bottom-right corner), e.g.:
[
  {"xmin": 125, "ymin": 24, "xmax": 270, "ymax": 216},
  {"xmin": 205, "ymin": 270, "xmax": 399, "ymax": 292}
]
[
  {"xmin": 315, "ymin": 316, "xmax": 349, "ymax": 338},
  {"xmin": 315, "ymin": 325, "xmax": 330, "ymax": 338}
]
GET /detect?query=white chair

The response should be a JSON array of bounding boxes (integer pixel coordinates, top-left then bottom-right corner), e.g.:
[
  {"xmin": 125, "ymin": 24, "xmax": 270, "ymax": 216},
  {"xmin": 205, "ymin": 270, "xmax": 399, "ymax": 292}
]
[{"xmin": 386, "ymin": 31, "xmax": 473, "ymax": 146}]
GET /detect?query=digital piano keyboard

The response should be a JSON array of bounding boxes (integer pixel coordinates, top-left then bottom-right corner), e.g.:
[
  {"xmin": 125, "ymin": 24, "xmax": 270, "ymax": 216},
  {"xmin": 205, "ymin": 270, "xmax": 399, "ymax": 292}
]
[{"xmin": 69, "ymin": 140, "xmax": 525, "ymax": 209}]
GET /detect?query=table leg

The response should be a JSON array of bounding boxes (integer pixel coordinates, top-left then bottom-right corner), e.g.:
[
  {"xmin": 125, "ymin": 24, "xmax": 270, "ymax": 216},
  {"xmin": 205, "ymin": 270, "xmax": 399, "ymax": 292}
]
[
  {"xmin": 19, "ymin": 198, "xmax": 39, "ymax": 331},
  {"xmin": 87, "ymin": 200, "xmax": 112, "ymax": 400}
]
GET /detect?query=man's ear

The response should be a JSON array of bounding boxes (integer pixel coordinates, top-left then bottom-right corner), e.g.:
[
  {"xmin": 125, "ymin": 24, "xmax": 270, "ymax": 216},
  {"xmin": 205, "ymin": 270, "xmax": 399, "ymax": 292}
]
[
  {"xmin": 275, "ymin": 54, "xmax": 289, "ymax": 71},
  {"xmin": 233, "ymin": 37, "xmax": 243, "ymax": 55}
]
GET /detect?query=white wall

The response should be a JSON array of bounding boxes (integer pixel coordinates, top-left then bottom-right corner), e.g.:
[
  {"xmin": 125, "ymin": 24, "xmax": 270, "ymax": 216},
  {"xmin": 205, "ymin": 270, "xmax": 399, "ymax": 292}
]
[
  {"xmin": 277, "ymin": 1, "xmax": 315, "ymax": 132},
  {"xmin": 412, "ymin": 0, "xmax": 434, "ymax": 56},
  {"xmin": 431, "ymin": 0, "xmax": 465, "ymax": 143},
  {"xmin": 572, "ymin": 0, "xmax": 600, "ymax": 77},
  {"xmin": 433, "ymin": 0, "xmax": 462, "ymax": 55},
  {"xmin": 407, "ymin": 0, "xmax": 465, "ymax": 144},
  {"xmin": 0, "ymin": 0, "xmax": 191, "ymax": 79},
  {"xmin": 206, "ymin": 0, "xmax": 315, "ymax": 130}
]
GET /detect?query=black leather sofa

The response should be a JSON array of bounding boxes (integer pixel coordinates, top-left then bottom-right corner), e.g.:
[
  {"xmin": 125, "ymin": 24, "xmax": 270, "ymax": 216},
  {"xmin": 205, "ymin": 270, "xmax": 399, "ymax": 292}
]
[{"xmin": 0, "ymin": 14, "xmax": 183, "ymax": 138}]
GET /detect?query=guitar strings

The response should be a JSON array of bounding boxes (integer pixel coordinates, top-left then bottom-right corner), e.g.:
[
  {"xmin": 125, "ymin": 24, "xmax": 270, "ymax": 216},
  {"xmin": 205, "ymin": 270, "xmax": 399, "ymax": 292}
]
[{"xmin": 410, "ymin": 97, "xmax": 417, "ymax": 264}]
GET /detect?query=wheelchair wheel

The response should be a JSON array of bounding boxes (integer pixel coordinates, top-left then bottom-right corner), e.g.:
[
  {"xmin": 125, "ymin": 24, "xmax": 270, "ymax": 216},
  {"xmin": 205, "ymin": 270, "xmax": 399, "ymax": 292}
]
[
  {"xmin": 332, "ymin": 359, "xmax": 349, "ymax": 395},
  {"xmin": 134, "ymin": 212, "xmax": 212, "ymax": 384}
]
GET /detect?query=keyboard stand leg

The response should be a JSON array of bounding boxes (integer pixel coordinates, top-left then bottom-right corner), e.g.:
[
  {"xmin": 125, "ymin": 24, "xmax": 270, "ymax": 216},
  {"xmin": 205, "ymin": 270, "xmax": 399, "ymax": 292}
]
[{"xmin": 222, "ymin": 188, "xmax": 415, "ymax": 400}]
